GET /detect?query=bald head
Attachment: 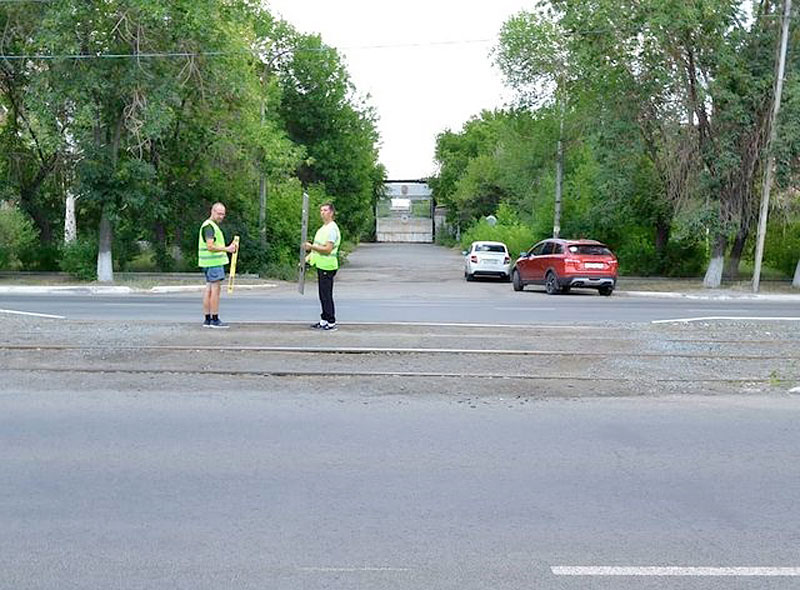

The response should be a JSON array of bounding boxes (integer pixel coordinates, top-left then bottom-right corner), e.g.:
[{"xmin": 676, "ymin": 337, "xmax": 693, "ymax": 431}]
[{"xmin": 210, "ymin": 202, "xmax": 226, "ymax": 222}]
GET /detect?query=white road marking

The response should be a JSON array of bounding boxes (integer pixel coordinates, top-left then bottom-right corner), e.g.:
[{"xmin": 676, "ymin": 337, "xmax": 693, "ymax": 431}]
[
  {"xmin": 298, "ymin": 566, "xmax": 409, "ymax": 573},
  {"xmin": 686, "ymin": 308, "xmax": 755, "ymax": 312},
  {"xmin": 653, "ymin": 316, "xmax": 800, "ymax": 324},
  {"xmin": 371, "ymin": 302, "xmax": 468, "ymax": 307},
  {"xmin": 551, "ymin": 566, "xmax": 800, "ymax": 577},
  {"xmin": 493, "ymin": 307, "xmax": 558, "ymax": 312},
  {"xmin": 0, "ymin": 308, "xmax": 65, "ymax": 319},
  {"xmin": 256, "ymin": 320, "xmax": 607, "ymax": 330}
]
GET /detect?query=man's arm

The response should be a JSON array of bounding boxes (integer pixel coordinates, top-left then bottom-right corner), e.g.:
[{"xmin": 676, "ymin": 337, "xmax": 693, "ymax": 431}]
[{"xmin": 206, "ymin": 237, "xmax": 237, "ymax": 253}]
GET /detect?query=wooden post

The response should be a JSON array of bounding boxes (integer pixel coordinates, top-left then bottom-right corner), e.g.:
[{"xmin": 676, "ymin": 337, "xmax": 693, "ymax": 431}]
[
  {"xmin": 298, "ymin": 191, "xmax": 309, "ymax": 294},
  {"xmin": 227, "ymin": 235, "xmax": 240, "ymax": 294}
]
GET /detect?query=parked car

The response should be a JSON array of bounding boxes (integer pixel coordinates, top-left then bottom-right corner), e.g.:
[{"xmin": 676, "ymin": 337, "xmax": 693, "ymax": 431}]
[
  {"xmin": 463, "ymin": 241, "xmax": 511, "ymax": 281},
  {"xmin": 512, "ymin": 239, "xmax": 618, "ymax": 295}
]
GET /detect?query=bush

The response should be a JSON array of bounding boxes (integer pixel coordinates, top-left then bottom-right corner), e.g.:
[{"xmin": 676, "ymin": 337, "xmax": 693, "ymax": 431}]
[
  {"xmin": 19, "ymin": 243, "xmax": 62, "ymax": 271},
  {"xmin": 0, "ymin": 205, "xmax": 39, "ymax": 270},
  {"xmin": 614, "ymin": 233, "xmax": 656, "ymax": 276},
  {"xmin": 60, "ymin": 237, "xmax": 98, "ymax": 281},
  {"xmin": 460, "ymin": 218, "xmax": 537, "ymax": 259},
  {"xmin": 764, "ymin": 220, "xmax": 800, "ymax": 278},
  {"xmin": 615, "ymin": 230, "xmax": 707, "ymax": 277}
]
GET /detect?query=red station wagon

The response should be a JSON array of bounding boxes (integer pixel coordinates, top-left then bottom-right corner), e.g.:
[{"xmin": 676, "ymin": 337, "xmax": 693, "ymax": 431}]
[{"xmin": 512, "ymin": 239, "xmax": 618, "ymax": 296}]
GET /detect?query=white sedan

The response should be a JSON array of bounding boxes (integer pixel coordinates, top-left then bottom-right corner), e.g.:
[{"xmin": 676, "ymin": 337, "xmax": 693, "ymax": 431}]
[{"xmin": 463, "ymin": 241, "xmax": 511, "ymax": 281}]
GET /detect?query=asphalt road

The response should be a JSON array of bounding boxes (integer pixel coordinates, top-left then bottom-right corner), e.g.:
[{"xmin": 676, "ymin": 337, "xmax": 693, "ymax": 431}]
[
  {"xmin": 3, "ymin": 290, "xmax": 800, "ymax": 324},
  {"xmin": 2, "ymin": 243, "xmax": 799, "ymax": 324},
  {"xmin": 2, "ymin": 243, "xmax": 800, "ymax": 589},
  {"xmin": 2, "ymin": 390, "xmax": 799, "ymax": 589}
]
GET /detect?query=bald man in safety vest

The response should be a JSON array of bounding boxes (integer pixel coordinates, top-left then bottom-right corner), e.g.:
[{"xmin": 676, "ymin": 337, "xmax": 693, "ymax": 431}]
[{"xmin": 198, "ymin": 202, "xmax": 238, "ymax": 328}]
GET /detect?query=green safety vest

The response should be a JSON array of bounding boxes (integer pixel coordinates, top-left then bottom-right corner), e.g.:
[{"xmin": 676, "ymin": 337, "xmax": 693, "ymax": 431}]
[
  {"xmin": 197, "ymin": 219, "xmax": 229, "ymax": 268},
  {"xmin": 308, "ymin": 221, "xmax": 340, "ymax": 271}
]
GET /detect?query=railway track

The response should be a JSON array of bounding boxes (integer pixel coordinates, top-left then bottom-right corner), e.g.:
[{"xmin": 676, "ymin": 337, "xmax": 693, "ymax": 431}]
[
  {"xmin": 2, "ymin": 343, "xmax": 797, "ymax": 385},
  {"xmin": 2, "ymin": 319, "xmax": 798, "ymax": 396},
  {"xmin": 0, "ymin": 343, "xmax": 797, "ymax": 361}
]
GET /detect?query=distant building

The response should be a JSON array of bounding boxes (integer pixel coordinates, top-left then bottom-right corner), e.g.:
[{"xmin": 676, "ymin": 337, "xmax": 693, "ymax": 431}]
[{"xmin": 377, "ymin": 180, "xmax": 434, "ymax": 243}]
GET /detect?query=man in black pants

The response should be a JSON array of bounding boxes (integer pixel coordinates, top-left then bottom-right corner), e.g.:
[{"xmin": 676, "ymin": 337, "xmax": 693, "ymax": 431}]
[{"xmin": 304, "ymin": 203, "xmax": 341, "ymax": 331}]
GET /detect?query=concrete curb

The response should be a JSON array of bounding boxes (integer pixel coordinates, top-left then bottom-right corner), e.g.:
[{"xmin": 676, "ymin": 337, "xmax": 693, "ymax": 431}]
[
  {"xmin": 0, "ymin": 284, "xmax": 278, "ymax": 295},
  {"xmin": 0, "ymin": 284, "xmax": 797, "ymax": 301},
  {"xmin": 147, "ymin": 284, "xmax": 278, "ymax": 294},
  {"xmin": 618, "ymin": 290, "xmax": 800, "ymax": 302}
]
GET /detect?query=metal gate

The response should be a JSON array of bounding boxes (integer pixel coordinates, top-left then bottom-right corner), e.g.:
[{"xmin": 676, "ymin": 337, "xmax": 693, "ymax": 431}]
[{"xmin": 376, "ymin": 181, "xmax": 433, "ymax": 243}]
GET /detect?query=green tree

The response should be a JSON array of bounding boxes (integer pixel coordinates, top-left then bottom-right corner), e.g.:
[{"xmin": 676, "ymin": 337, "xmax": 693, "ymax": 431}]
[
  {"xmin": 553, "ymin": 0, "xmax": 800, "ymax": 285},
  {"xmin": 276, "ymin": 30, "xmax": 384, "ymax": 241}
]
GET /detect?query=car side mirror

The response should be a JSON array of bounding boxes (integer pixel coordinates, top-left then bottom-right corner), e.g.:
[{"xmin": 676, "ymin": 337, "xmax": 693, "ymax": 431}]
[
  {"xmin": 519, "ymin": 252, "xmax": 527, "ymax": 258},
  {"xmin": 461, "ymin": 250, "xmax": 467, "ymax": 256}
]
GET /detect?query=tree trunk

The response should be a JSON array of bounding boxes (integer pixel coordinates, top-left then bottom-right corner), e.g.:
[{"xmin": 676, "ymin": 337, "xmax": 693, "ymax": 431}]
[
  {"xmin": 154, "ymin": 221, "xmax": 166, "ymax": 247},
  {"xmin": 703, "ymin": 232, "xmax": 727, "ymax": 288},
  {"xmin": 654, "ymin": 220, "xmax": 670, "ymax": 273},
  {"xmin": 64, "ymin": 188, "xmax": 77, "ymax": 244},
  {"xmin": 94, "ymin": 114, "xmax": 122, "ymax": 282},
  {"xmin": 259, "ymin": 173, "xmax": 267, "ymax": 248},
  {"xmin": 725, "ymin": 224, "xmax": 750, "ymax": 280},
  {"xmin": 97, "ymin": 204, "xmax": 113, "ymax": 282},
  {"xmin": 25, "ymin": 202, "xmax": 53, "ymax": 244},
  {"xmin": 793, "ymin": 258, "xmax": 800, "ymax": 288}
]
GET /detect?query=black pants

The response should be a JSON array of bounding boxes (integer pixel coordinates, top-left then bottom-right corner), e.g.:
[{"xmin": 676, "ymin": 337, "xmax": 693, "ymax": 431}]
[{"xmin": 317, "ymin": 268, "xmax": 337, "ymax": 324}]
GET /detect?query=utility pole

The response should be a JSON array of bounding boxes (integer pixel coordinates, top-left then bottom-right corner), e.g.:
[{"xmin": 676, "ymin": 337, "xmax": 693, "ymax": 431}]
[
  {"xmin": 553, "ymin": 82, "xmax": 566, "ymax": 239},
  {"xmin": 553, "ymin": 105, "xmax": 564, "ymax": 238},
  {"xmin": 752, "ymin": 0, "xmax": 792, "ymax": 293},
  {"xmin": 258, "ymin": 48, "xmax": 294, "ymax": 251},
  {"xmin": 258, "ymin": 96, "xmax": 267, "ymax": 249}
]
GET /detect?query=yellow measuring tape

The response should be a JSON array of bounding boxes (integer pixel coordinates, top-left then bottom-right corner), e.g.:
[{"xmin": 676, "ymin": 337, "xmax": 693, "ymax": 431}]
[{"xmin": 227, "ymin": 235, "xmax": 240, "ymax": 294}]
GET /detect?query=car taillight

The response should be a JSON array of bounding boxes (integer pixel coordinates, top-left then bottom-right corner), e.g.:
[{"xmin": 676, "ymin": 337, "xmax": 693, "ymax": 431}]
[
  {"xmin": 470, "ymin": 255, "xmax": 478, "ymax": 263},
  {"xmin": 565, "ymin": 258, "xmax": 581, "ymax": 268},
  {"xmin": 503, "ymin": 256, "xmax": 510, "ymax": 264}
]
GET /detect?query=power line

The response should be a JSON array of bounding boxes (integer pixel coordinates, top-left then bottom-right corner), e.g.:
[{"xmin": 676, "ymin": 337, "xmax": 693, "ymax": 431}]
[
  {"xmin": 0, "ymin": 51, "xmax": 235, "ymax": 60},
  {"xmin": 0, "ymin": 11, "xmax": 791, "ymax": 62},
  {"xmin": 0, "ymin": 39, "xmax": 499, "ymax": 61}
]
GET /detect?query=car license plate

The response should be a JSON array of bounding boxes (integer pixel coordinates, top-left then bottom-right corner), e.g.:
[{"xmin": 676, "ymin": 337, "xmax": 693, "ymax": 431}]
[
  {"xmin": 484, "ymin": 259, "xmax": 498, "ymax": 265},
  {"xmin": 585, "ymin": 262, "xmax": 604, "ymax": 269}
]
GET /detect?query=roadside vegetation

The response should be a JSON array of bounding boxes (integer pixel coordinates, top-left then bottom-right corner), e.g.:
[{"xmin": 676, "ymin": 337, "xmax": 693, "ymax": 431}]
[
  {"xmin": 0, "ymin": 1, "xmax": 383, "ymax": 280},
  {"xmin": 431, "ymin": 0, "xmax": 800, "ymax": 283}
]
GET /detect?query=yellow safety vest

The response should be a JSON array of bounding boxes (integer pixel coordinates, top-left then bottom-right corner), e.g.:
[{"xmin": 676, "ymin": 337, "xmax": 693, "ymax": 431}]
[
  {"xmin": 197, "ymin": 219, "xmax": 229, "ymax": 268},
  {"xmin": 308, "ymin": 221, "xmax": 340, "ymax": 270}
]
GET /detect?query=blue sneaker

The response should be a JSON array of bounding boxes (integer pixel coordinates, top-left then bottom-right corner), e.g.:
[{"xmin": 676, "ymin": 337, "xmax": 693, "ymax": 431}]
[{"xmin": 209, "ymin": 318, "xmax": 229, "ymax": 329}]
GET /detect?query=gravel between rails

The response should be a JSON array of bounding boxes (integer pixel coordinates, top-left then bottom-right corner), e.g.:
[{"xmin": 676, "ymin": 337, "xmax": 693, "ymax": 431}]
[{"xmin": 2, "ymin": 316, "xmax": 799, "ymax": 399}]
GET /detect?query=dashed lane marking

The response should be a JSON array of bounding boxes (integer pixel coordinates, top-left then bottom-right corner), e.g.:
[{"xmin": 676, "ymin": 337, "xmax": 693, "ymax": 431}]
[
  {"xmin": 298, "ymin": 566, "xmax": 410, "ymax": 573},
  {"xmin": 551, "ymin": 566, "xmax": 800, "ymax": 577},
  {"xmin": 653, "ymin": 316, "xmax": 800, "ymax": 324},
  {"xmin": 0, "ymin": 308, "xmax": 65, "ymax": 319}
]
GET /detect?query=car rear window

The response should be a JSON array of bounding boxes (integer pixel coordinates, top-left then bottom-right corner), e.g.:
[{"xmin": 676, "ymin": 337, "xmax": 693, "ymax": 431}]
[
  {"xmin": 568, "ymin": 244, "xmax": 612, "ymax": 255},
  {"xmin": 475, "ymin": 244, "xmax": 506, "ymax": 253}
]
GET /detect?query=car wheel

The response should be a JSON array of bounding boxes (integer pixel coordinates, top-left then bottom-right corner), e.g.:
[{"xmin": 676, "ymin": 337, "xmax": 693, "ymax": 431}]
[
  {"xmin": 512, "ymin": 269, "xmax": 523, "ymax": 291},
  {"xmin": 545, "ymin": 271, "xmax": 561, "ymax": 295},
  {"xmin": 598, "ymin": 285, "xmax": 613, "ymax": 296},
  {"xmin": 466, "ymin": 272, "xmax": 474, "ymax": 282}
]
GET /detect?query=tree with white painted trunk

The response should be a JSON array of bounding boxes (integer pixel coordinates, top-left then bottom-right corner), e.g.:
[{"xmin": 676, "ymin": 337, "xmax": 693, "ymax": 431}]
[
  {"xmin": 34, "ymin": 1, "xmax": 264, "ymax": 281},
  {"xmin": 794, "ymin": 258, "xmax": 800, "ymax": 288}
]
